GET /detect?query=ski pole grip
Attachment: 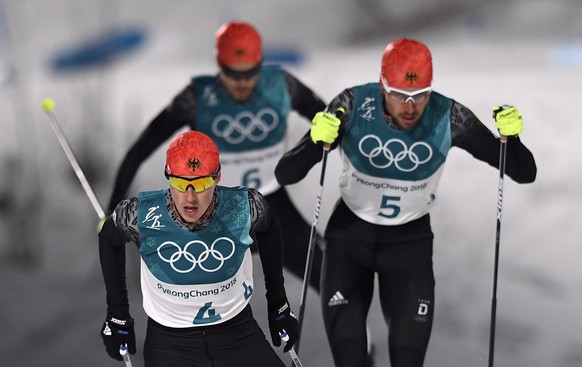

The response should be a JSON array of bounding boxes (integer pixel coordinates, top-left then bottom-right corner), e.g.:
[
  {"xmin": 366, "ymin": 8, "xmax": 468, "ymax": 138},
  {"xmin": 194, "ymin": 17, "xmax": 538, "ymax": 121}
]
[
  {"xmin": 119, "ymin": 344, "xmax": 133, "ymax": 367},
  {"xmin": 323, "ymin": 107, "xmax": 345, "ymax": 151}
]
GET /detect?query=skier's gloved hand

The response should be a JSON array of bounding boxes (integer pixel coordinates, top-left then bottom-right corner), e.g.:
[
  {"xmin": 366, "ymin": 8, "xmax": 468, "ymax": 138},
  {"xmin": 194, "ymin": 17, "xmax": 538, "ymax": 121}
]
[
  {"xmin": 310, "ymin": 111, "xmax": 340, "ymax": 145},
  {"xmin": 492, "ymin": 105, "xmax": 523, "ymax": 136},
  {"xmin": 100, "ymin": 314, "xmax": 136, "ymax": 361},
  {"xmin": 267, "ymin": 292, "xmax": 299, "ymax": 353}
]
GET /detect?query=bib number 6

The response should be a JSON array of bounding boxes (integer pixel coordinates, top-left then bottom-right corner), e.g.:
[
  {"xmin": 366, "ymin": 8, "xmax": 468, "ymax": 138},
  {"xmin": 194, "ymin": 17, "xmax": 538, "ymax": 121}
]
[{"xmin": 242, "ymin": 168, "xmax": 261, "ymax": 189}]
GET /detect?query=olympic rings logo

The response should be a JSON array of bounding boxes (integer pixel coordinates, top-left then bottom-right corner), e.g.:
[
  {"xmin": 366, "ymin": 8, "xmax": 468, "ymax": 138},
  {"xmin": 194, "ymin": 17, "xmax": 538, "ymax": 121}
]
[
  {"xmin": 358, "ymin": 134, "xmax": 433, "ymax": 172},
  {"xmin": 157, "ymin": 237, "xmax": 235, "ymax": 273},
  {"xmin": 212, "ymin": 109, "xmax": 279, "ymax": 144}
]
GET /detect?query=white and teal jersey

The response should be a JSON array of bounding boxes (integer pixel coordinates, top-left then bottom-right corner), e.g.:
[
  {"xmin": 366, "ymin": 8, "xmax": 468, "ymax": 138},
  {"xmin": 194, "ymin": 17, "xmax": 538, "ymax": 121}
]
[
  {"xmin": 339, "ymin": 84, "xmax": 452, "ymax": 225},
  {"xmin": 137, "ymin": 187, "xmax": 254, "ymax": 328},
  {"xmin": 193, "ymin": 65, "xmax": 292, "ymax": 195}
]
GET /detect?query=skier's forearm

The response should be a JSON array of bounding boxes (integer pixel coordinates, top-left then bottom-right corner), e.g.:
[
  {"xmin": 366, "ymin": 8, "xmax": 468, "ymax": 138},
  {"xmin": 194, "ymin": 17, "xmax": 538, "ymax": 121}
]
[
  {"xmin": 257, "ymin": 221, "xmax": 285, "ymax": 297},
  {"xmin": 99, "ymin": 219, "xmax": 131, "ymax": 318},
  {"xmin": 275, "ymin": 133, "xmax": 323, "ymax": 185},
  {"xmin": 285, "ymin": 71, "xmax": 326, "ymax": 120}
]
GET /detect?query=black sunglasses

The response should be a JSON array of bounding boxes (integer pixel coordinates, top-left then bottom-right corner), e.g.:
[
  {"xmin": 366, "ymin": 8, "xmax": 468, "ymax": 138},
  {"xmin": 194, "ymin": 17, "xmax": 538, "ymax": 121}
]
[{"xmin": 221, "ymin": 63, "xmax": 262, "ymax": 80}]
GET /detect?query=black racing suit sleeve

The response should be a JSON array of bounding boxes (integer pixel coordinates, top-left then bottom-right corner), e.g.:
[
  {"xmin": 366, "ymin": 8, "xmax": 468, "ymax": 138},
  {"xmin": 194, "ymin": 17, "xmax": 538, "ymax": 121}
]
[
  {"xmin": 275, "ymin": 88, "xmax": 354, "ymax": 186},
  {"xmin": 106, "ymin": 85, "xmax": 197, "ymax": 213},
  {"xmin": 450, "ymin": 102, "xmax": 537, "ymax": 183},
  {"xmin": 98, "ymin": 215, "xmax": 133, "ymax": 319},
  {"xmin": 284, "ymin": 70, "xmax": 327, "ymax": 120},
  {"xmin": 248, "ymin": 188, "xmax": 286, "ymax": 300}
]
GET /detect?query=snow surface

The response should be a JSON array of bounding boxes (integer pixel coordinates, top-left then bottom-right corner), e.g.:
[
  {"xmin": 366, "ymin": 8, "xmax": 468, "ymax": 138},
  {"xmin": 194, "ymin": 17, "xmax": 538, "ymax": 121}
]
[{"xmin": 1, "ymin": 0, "xmax": 582, "ymax": 366}]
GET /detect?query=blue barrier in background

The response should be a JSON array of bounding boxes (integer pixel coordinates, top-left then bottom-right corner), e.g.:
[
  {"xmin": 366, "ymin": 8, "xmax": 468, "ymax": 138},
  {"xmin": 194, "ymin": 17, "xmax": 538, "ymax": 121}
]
[{"xmin": 51, "ymin": 27, "xmax": 147, "ymax": 71}]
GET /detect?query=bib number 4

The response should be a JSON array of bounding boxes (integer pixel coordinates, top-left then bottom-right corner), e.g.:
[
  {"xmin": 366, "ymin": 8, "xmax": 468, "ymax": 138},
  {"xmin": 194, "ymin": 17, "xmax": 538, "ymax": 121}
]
[{"xmin": 193, "ymin": 302, "xmax": 221, "ymax": 325}]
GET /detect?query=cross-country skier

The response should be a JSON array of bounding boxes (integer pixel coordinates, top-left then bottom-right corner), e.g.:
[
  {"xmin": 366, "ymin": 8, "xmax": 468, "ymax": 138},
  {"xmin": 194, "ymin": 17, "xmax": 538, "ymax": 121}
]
[
  {"xmin": 104, "ymin": 21, "xmax": 327, "ymax": 292},
  {"xmin": 98, "ymin": 130, "xmax": 298, "ymax": 366},
  {"xmin": 275, "ymin": 38, "xmax": 537, "ymax": 367}
]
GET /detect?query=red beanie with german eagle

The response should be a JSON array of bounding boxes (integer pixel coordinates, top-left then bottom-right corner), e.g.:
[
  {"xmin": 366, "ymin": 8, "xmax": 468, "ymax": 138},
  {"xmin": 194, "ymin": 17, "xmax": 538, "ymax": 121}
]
[{"xmin": 215, "ymin": 22, "xmax": 262, "ymax": 66}]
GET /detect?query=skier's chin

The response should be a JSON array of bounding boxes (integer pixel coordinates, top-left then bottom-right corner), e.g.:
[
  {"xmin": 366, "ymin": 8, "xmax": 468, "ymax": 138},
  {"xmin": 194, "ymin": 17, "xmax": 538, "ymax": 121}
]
[{"xmin": 232, "ymin": 88, "xmax": 252, "ymax": 102}]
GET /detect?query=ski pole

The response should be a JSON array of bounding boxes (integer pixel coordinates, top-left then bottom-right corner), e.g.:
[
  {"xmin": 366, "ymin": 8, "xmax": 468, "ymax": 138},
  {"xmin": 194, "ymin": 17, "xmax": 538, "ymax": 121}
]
[
  {"xmin": 488, "ymin": 132, "xmax": 507, "ymax": 367},
  {"xmin": 119, "ymin": 343, "xmax": 133, "ymax": 367},
  {"xmin": 280, "ymin": 331, "xmax": 304, "ymax": 367},
  {"xmin": 41, "ymin": 98, "xmax": 106, "ymax": 220},
  {"xmin": 295, "ymin": 107, "xmax": 345, "ymax": 354}
]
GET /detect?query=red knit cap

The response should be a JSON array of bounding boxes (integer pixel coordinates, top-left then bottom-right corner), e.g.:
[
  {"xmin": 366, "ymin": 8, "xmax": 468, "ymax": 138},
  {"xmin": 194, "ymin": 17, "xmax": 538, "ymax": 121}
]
[
  {"xmin": 380, "ymin": 38, "xmax": 433, "ymax": 89},
  {"xmin": 165, "ymin": 131, "xmax": 221, "ymax": 178},
  {"xmin": 215, "ymin": 22, "xmax": 262, "ymax": 66}
]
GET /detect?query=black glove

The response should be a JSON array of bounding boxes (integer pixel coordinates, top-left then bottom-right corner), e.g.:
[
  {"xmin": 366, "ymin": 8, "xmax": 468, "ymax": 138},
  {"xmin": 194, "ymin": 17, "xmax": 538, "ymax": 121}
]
[
  {"xmin": 100, "ymin": 314, "xmax": 136, "ymax": 361},
  {"xmin": 267, "ymin": 293, "xmax": 298, "ymax": 353}
]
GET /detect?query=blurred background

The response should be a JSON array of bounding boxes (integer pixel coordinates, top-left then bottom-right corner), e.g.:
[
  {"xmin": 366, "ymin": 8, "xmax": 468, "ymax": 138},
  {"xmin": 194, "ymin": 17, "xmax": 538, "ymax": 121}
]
[{"xmin": 1, "ymin": 0, "xmax": 581, "ymax": 366}]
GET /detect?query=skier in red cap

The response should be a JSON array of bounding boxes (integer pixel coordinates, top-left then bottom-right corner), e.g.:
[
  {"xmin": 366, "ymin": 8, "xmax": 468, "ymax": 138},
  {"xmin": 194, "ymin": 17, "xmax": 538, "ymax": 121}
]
[
  {"xmin": 104, "ymin": 21, "xmax": 327, "ymax": 299},
  {"xmin": 275, "ymin": 38, "xmax": 537, "ymax": 366},
  {"xmin": 98, "ymin": 130, "xmax": 298, "ymax": 366}
]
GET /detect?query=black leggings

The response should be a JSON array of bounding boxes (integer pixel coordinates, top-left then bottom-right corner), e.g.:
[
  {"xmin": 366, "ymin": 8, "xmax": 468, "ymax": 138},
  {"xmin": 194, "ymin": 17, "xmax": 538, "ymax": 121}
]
[
  {"xmin": 143, "ymin": 305, "xmax": 283, "ymax": 367},
  {"xmin": 322, "ymin": 201, "xmax": 435, "ymax": 367},
  {"xmin": 264, "ymin": 187, "xmax": 323, "ymax": 292}
]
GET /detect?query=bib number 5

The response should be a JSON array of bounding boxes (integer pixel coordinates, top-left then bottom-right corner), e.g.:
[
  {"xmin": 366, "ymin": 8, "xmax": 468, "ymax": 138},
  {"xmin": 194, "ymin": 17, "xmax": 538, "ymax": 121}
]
[{"xmin": 379, "ymin": 195, "xmax": 401, "ymax": 219}]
